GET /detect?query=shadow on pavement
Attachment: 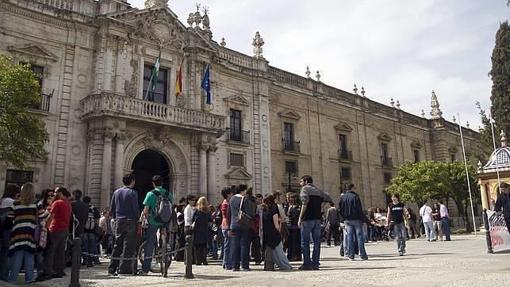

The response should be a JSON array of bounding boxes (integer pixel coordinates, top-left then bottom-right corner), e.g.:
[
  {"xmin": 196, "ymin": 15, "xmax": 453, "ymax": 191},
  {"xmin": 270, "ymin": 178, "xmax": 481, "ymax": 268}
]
[{"xmin": 194, "ymin": 274, "xmax": 238, "ymax": 280}]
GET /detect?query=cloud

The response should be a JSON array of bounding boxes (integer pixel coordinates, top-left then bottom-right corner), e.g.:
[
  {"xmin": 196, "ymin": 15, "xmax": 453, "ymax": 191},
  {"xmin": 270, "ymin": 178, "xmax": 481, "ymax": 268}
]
[{"xmin": 128, "ymin": 0, "xmax": 508, "ymax": 129}]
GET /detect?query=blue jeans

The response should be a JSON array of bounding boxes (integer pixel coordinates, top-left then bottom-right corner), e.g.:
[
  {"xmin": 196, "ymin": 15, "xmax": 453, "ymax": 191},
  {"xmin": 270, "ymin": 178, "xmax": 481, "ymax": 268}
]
[
  {"xmin": 300, "ymin": 219, "xmax": 321, "ymax": 267},
  {"xmin": 271, "ymin": 242, "xmax": 292, "ymax": 270},
  {"xmin": 8, "ymin": 250, "xmax": 35, "ymax": 283},
  {"xmin": 222, "ymin": 229, "xmax": 232, "ymax": 269},
  {"xmin": 82, "ymin": 232, "xmax": 98, "ymax": 265},
  {"xmin": 441, "ymin": 218, "xmax": 451, "ymax": 240},
  {"xmin": 142, "ymin": 225, "xmax": 158, "ymax": 273},
  {"xmin": 393, "ymin": 223, "xmax": 407, "ymax": 254},
  {"xmin": 344, "ymin": 220, "xmax": 367, "ymax": 259},
  {"xmin": 230, "ymin": 228, "xmax": 250, "ymax": 270},
  {"xmin": 423, "ymin": 221, "xmax": 435, "ymax": 241}
]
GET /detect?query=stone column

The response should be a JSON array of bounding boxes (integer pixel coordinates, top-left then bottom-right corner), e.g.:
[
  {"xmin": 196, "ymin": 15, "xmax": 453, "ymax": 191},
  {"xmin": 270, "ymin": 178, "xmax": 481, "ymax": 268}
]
[
  {"xmin": 114, "ymin": 133, "xmax": 126, "ymax": 189},
  {"xmin": 199, "ymin": 142, "xmax": 208, "ymax": 197},
  {"xmin": 207, "ymin": 145, "xmax": 217, "ymax": 201},
  {"xmin": 101, "ymin": 130, "xmax": 114, "ymax": 209},
  {"xmin": 479, "ymin": 180, "xmax": 488, "ymax": 210}
]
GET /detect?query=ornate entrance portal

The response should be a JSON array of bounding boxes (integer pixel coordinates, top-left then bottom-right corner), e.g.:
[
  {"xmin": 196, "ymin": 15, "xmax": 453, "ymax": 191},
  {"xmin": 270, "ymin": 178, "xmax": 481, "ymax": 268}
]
[{"xmin": 131, "ymin": 149, "xmax": 171, "ymax": 206}]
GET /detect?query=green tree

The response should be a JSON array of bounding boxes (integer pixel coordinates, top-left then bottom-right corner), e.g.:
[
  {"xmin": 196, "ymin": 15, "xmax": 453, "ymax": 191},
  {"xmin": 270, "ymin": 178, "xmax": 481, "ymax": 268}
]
[
  {"xmin": 0, "ymin": 55, "xmax": 48, "ymax": 167},
  {"xmin": 443, "ymin": 162, "xmax": 479, "ymax": 232},
  {"xmin": 475, "ymin": 101, "xmax": 494, "ymax": 156},
  {"xmin": 387, "ymin": 161, "xmax": 479, "ymax": 231},
  {"xmin": 490, "ymin": 21, "xmax": 510, "ymax": 136}
]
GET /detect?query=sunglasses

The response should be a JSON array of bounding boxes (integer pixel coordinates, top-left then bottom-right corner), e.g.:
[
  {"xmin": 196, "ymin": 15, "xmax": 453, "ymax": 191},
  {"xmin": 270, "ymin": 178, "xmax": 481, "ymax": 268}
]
[{"xmin": 48, "ymin": 193, "xmax": 55, "ymax": 197}]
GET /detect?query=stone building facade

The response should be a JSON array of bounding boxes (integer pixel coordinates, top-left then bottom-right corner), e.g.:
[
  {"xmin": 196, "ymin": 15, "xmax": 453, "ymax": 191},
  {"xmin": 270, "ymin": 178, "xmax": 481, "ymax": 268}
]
[{"xmin": 0, "ymin": 0, "xmax": 483, "ymax": 208}]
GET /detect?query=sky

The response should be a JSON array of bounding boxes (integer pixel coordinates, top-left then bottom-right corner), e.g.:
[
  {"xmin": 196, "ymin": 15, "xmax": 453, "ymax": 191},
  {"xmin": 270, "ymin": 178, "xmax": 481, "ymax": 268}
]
[{"xmin": 130, "ymin": 0, "xmax": 509, "ymax": 129}]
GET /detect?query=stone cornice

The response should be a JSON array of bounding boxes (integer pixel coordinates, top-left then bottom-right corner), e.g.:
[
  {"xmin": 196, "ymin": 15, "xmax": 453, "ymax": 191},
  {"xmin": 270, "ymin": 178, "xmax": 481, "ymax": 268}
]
[{"xmin": 1, "ymin": 1, "xmax": 97, "ymax": 32}]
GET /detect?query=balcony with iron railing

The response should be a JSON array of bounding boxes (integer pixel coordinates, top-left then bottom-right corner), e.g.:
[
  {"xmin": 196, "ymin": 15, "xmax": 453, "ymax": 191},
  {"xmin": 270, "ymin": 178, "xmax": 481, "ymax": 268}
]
[
  {"xmin": 283, "ymin": 139, "xmax": 300, "ymax": 154},
  {"xmin": 381, "ymin": 156, "xmax": 393, "ymax": 168},
  {"xmin": 29, "ymin": 90, "xmax": 52, "ymax": 113},
  {"xmin": 80, "ymin": 92, "xmax": 226, "ymax": 133},
  {"xmin": 338, "ymin": 149, "xmax": 353, "ymax": 161},
  {"xmin": 226, "ymin": 128, "xmax": 250, "ymax": 145}
]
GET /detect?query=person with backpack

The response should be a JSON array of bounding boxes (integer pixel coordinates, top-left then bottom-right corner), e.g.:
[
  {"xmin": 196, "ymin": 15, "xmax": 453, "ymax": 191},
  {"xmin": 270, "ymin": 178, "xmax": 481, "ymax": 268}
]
[
  {"xmin": 139, "ymin": 175, "xmax": 173, "ymax": 275},
  {"xmin": 82, "ymin": 196, "xmax": 100, "ymax": 267}
]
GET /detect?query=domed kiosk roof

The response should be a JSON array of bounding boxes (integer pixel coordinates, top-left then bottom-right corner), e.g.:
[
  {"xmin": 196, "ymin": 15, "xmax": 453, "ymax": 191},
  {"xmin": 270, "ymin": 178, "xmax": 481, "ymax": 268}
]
[{"xmin": 480, "ymin": 131, "xmax": 510, "ymax": 173}]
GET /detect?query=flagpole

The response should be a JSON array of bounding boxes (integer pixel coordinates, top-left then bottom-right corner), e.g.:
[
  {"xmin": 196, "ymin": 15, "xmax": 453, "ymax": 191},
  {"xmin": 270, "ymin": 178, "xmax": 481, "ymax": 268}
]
[
  {"xmin": 489, "ymin": 113, "xmax": 502, "ymax": 188},
  {"xmin": 457, "ymin": 113, "xmax": 477, "ymax": 236}
]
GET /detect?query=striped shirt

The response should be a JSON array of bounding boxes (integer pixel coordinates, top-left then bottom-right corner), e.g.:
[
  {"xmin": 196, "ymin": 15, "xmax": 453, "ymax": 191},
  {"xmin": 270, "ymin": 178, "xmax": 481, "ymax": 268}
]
[{"xmin": 8, "ymin": 202, "xmax": 38, "ymax": 255}]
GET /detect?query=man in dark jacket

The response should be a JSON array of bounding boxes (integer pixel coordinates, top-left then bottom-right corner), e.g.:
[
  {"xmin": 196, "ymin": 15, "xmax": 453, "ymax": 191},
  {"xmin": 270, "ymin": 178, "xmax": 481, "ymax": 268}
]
[
  {"xmin": 495, "ymin": 182, "xmax": 510, "ymax": 235},
  {"xmin": 71, "ymin": 190, "xmax": 88, "ymax": 239},
  {"xmin": 338, "ymin": 184, "xmax": 368, "ymax": 260}
]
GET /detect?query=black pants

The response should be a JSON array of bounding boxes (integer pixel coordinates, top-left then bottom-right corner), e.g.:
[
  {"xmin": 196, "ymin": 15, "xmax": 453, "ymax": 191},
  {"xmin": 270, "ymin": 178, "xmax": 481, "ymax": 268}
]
[
  {"xmin": 108, "ymin": 219, "xmax": 138, "ymax": 274},
  {"xmin": 250, "ymin": 232, "xmax": 262, "ymax": 263},
  {"xmin": 287, "ymin": 228, "xmax": 301, "ymax": 260},
  {"xmin": 43, "ymin": 230, "xmax": 69, "ymax": 276},
  {"xmin": 327, "ymin": 223, "xmax": 340, "ymax": 245}
]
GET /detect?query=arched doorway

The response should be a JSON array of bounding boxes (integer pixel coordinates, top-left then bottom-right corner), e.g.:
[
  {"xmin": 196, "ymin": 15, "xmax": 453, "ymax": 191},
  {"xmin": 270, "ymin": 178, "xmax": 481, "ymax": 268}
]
[{"xmin": 131, "ymin": 149, "xmax": 171, "ymax": 207}]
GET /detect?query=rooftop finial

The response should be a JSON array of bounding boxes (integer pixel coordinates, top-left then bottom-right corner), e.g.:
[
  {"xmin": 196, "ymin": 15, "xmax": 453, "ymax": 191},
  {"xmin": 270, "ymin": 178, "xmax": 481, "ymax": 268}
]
[
  {"xmin": 390, "ymin": 98, "xmax": 395, "ymax": 108},
  {"xmin": 421, "ymin": 109, "xmax": 425, "ymax": 118},
  {"xmin": 452, "ymin": 115, "xmax": 456, "ymax": 123},
  {"xmin": 466, "ymin": 121, "xmax": 470, "ymax": 128},
  {"xmin": 315, "ymin": 71, "xmax": 321, "ymax": 82},
  {"xmin": 220, "ymin": 37, "xmax": 226, "ymax": 47},
  {"xmin": 353, "ymin": 84, "xmax": 358, "ymax": 95},
  {"xmin": 396, "ymin": 100, "xmax": 401, "ymax": 110},
  {"xmin": 305, "ymin": 66, "xmax": 311, "ymax": 78},
  {"xmin": 502, "ymin": 130, "xmax": 508, "ymax": 147},
  {"xmin": 430, "ymin": 90, "xmax": 442, "ymax": 119},
  {"xmin": 252, "ymin": 31, "xmax": 264, "ymax": 59},
  {"xmin": 361, "ymin": 86, "xmax": 365, "ymax": 97},
  {"xmin": 144, "ymin": 0, "xmax": 168, "ymax": 8}
]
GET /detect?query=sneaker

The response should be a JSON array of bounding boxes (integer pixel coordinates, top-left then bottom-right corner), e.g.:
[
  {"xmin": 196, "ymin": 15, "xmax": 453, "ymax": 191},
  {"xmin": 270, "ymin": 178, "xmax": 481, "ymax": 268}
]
[
  {"xmin": 35, "ymin": 274, "xmax": 51, "ymax": 282},
  {"xmin": 108, "ymin": 270, "xmax": 118, "ymax": 277},
  {"xmin": 312, "ymin": 265, "xmax": 320, "ymax": 270},
  {"xmin": 232, "ymin": 268, "xmax": 240, "ymax": 272},
  {"xmin": 242, "ymin": 268, "xmax": 251, "ymax": 271},
  {"xmin": 398, "ymin": 252, "xmax": 404, "ymax": 256},
  {"xmin": 360, "ymin": 257, "xmax": 368, "ymax": 261}
]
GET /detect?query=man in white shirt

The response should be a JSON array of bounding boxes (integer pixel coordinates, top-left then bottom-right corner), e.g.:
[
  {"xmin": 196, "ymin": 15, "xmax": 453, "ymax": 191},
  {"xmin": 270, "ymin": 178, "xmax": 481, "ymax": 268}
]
[
  {"xmin": 184, "ymin": 195, "xmax": 197, "ymax": 233},
  {"xmin": 419, "ymin": 203, "xmax": 435, "ymax": 241},
  {"xmin": 439, "ymin": 201, "xmax": 451, "ymax": 241}
]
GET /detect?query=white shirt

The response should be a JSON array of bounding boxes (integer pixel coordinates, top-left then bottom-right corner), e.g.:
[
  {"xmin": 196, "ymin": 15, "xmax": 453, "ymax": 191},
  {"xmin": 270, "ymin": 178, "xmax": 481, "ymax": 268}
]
[
  {"xmin": 184, "ymin": 204, "xmax": 196, "ymax": 227},
  {"xmin": 419, "ymin": 205, "xmax": 433, "ymax": 223},
  {"xmin": 439, "ymin": 204, "xmax": 449, "ymax": 218}
]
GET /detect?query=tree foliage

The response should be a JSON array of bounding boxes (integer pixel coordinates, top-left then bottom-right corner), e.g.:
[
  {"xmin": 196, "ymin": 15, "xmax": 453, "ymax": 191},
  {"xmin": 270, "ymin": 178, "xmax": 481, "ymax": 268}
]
[
  {"xmin": 475, "ymin": 101, "xmax": 494, "ymax": 156},
  {"xmin": 387, "ymin": 161, "xmax": 479, "ymax": 231},
  {"xmin": 490, "ymin": 21, "xmax": 510, "ymax": 136},
  {"xmin": 0, "ymin": 55, "xmax": 48, "ymax": 168}
]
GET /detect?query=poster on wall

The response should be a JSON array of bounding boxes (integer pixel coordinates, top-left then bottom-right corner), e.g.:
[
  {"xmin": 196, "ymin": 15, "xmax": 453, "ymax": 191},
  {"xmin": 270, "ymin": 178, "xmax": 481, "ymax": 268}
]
[{"xmin": 486, "ymin": 210, "xmax": 510, "ymax": 252}]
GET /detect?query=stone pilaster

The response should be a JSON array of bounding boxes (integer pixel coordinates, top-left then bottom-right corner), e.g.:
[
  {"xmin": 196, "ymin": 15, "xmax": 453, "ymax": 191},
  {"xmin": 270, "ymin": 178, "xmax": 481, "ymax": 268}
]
[
  {"xmin": 207, "ymin": 145, "xmax": 217, "ymax": 200},
  {"xmin": 199, "ymin": 139, "xmax": 208, "ymax": 197},
  {"xmin": 101, "ymin": 129, "xmax": 114, "ymax": 208},
  {"xmin": 114, "ymin": 132, "xmax": 126, "ymax": 189}
]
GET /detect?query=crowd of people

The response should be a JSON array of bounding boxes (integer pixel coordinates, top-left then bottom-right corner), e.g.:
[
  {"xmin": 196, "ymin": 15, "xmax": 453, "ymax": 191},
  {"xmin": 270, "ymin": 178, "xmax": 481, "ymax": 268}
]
[{"xmin": 0, "ymin": 172, "xmax": 455, "ymax": 284}]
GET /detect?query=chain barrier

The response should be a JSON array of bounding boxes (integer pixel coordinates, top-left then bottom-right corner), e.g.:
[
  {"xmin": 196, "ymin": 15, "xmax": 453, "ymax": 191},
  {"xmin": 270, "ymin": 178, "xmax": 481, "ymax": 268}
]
[{"xmin": 80, "ymin": 246, "xmax": 186, "ymax": 261}]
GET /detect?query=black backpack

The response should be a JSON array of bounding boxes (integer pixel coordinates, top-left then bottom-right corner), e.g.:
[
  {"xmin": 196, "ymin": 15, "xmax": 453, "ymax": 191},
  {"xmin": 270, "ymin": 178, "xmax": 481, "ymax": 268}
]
[{"xmin": 154, "ymin": 190, "xmax": 172, "ymax": 224}]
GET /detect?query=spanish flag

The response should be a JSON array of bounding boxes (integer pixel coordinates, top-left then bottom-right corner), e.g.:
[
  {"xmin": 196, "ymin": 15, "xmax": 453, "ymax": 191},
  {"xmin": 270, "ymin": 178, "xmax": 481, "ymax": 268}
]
[{"xmin": 174, "ymin": 60, "xmax": 183, "ymax": 97}]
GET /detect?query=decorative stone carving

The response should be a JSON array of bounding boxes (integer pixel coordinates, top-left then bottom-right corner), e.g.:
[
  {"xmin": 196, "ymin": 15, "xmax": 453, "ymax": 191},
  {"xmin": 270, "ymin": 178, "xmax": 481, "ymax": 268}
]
[
  {"xmin": 220, "ymin": 38, "xmax": 226, "ymax": 47},
  {"xmin": 225, "ymin": 167, "xmax": 252, "ymax": 180},
  {"xmin": 430, "ymin": 90, "xmax": 442, "ymax": 119},
  {"xmin": 305, "ymin": 66, "xmax": 311, "ymax": 78},
  {"xmin": 361, "ymin": 86, "xmax": 366, "ymax": 97},
  {"xmin": 252, "ymin": 32, "xmax": 264, "ymax": 59},
  {"xmin": 334, "ymin": 122, "xmax": 353, "ymax": 133},
  {"xmin": 131, "ymin": 10, "xmax": 185, "ymax": 49},
  {"xmin": 223, "ymin": 95, "xmax": 250, "ymax": 107},
  {"xmin": 378, "ymin": 132, "xmax": 392, "ymax": 142},
  {"xmin": 353, "ymin": 84, "xmax": 358, "ymax": 95},
  {"xmin": 125, "ymin": 58, "xmax": 139, "ymax": 97},
  {"xmin": 144, "ymin": 0, "xmax": 168, "ymax": 8},
  {"xmin": 7, "ymin": 44, "xmax": 58, "ymax": 62},
  {"xmin": 410, "ymin": 140, "xmax": 423, "ymax": 149},
  {"xmin": 421, "ymin": 109, "xmax": 425, "ymax": 118},
  {"xmin": 315, "ymin": 71, "xmax": 321, "ymax": 82},
  {"xmin": 278, "ymin": 110, "xmax": 301, "ymax": 120}
]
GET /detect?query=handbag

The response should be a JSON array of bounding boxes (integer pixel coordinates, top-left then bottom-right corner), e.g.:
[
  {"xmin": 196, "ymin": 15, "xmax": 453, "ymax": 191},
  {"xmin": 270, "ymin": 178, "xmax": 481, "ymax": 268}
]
[{"xmin": 237, "ymin": 196, "xmax": 253, "ymax": 230}]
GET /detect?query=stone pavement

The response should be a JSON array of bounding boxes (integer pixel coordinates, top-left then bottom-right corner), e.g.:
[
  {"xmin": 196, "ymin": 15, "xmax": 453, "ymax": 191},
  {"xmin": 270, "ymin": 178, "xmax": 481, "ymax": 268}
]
[{"xmin": 31, "ymin": 235, "xmax": 510, "ymax": 287}]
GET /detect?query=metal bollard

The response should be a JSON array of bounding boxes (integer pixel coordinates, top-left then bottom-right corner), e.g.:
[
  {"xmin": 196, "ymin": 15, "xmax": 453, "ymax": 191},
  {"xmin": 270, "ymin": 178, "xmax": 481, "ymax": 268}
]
[
  {"xmin": 184, "ymin": 235, "xmax": 194, "ymax": 279},
  {"xmin": 69, "ymin": 237, "xmax": 82, "ymax": 287},
  {"xmin": 483, "ymin": 209, "xmax": 493, "ymax": 254}
]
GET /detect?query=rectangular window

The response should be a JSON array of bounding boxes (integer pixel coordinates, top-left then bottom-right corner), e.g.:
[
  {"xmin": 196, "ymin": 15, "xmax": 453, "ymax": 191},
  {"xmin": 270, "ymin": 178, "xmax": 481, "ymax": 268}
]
[
  {"xmin": 413, "ymin": 150, "xmax": 420, "ymax": 163},
  {"xmin": 229, "ymin": 152, "xmax": 244, "ymax": 167},
  {"xmin": 341, "ymin": 167, "xmax": 351, "ymax": 180},
  {"xmin": 230, "ymin": 109, "xmax": 242, "ymax": 141},
  {"xmin": 383, "ymin": 172, "xmax": 392, "ymax": 185},
  {"xmin": 450, "ymin": 153, "xmax": 456, "ymax": 162},
  {"xmin": 285, "ymin": 161, "xmax": 298, "ymax": 175},
  {"xmin": 143, "ymin": 64, "xmax": 168, "ymax": 104},
  {"xmin": 30, "ymin": 65, "xmax": 44, "ymax": 93},
  {"xmin": 339, "ymin": 134, "xmax": 347, "ymax": 153},
  {"xmin": 283, "ymin": 122, "xmax": 294, "ymax": 150},
  {"xmin": 381, "ymin": 142, "xmax": 388, "ymax": 161},
  {"xmin": 5, "ymin": 170, "xmax": 33, "ymax": 191}
]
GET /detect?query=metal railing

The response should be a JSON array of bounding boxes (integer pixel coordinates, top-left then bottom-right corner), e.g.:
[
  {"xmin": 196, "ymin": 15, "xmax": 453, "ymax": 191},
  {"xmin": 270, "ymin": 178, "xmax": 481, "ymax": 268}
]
[
  {"xmin": 338, "ymin": 149, "xmax": 353, "ymax": 161},
  {"xmin": 226, "ymin": 128, "xmax": 250, "ymax": 144},
  {"xmin": 283, "ymin": 139, "xmax": 300, "ymax": 153}
]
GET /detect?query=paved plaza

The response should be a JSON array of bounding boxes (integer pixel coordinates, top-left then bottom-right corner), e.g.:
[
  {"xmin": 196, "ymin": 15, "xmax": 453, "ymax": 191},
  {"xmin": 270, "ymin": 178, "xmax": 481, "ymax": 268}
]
[{"xmin": 29, "ymin": 235, "xmax": 510, "ymax": 287}]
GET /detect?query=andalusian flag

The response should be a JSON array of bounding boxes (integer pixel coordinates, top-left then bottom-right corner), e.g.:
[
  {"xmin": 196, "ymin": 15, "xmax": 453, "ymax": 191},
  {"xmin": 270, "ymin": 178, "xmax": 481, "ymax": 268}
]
[
  {"xmin": 174, "ymin": 59, "xmax": 183, "ymax": 97},
  {"xmin": 144, "ymin": 51, "xmax": 161, "ymax": 100}
]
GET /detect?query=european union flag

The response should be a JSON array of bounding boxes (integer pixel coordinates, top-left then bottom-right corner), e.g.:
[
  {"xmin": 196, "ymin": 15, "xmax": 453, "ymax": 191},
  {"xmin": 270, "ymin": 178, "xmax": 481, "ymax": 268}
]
[{"xmin": 201, "ymin": 64, "xmax": 212, "ymax": 105}]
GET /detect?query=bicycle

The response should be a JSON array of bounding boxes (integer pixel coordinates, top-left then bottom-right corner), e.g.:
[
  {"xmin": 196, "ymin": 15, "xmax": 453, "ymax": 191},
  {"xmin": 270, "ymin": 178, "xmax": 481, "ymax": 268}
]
[{"xmin": 138, "ymin": 226, "xmax": 172, "ymax": 277}]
